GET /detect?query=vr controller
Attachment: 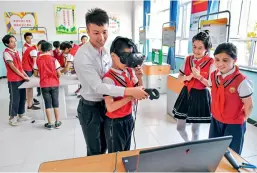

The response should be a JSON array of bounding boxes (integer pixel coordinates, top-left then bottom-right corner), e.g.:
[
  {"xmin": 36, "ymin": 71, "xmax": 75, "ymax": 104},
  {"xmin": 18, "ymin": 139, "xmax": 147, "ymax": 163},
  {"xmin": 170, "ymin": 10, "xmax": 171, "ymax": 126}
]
[
  {"xmin": 144, "ymin": 88, "xmax": 160, "ymax": 100},
  {"xmin": 110, "ymin": 36, "xmax": 146, "ymax": 68}
]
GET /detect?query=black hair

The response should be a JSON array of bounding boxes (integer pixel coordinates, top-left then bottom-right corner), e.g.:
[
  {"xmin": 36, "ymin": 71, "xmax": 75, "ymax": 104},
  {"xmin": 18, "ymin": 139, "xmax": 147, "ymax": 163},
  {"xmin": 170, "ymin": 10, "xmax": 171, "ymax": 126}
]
[
  {"xmin": 24, "ymin": 32, "xmax": 33, "ymax": 40},
  {"xmin": 41, "ymin": 42, "xmax": 53, "ymax": 53},
  {"xmin": 86, "ymin": 8, "xmax": 109, "ymax": 27},
  {"xmin": 2, "ymin": 35, "xmax": 16, "ymax": 47},
  {"xmin": 214, "ymin": 42, "xmax": 237, "ymax": 59},
  {"xmin": 60, "ymin": 41, "xmax": 72, "ymax": 51},
  {"xmin": 110, "ymin": 38, "xmax": 133, "ymax": 54},
  {"xmin": 53, "ymin": 41, "xmax": 60, "ymax": 48},
  {"xmin": 81, "ymin": 35, "xmax": 88, "ymax": 41},
  {"xmin": 70, "ymin": 41, "xmax": 73, "ymax": 44},
  {"xmin": 192, "ymin": 30, "xmax": 212, "ymax": 51},
  {"xmin": 37, "ymin": 40, "xmax": 46, "ymax": 47}
]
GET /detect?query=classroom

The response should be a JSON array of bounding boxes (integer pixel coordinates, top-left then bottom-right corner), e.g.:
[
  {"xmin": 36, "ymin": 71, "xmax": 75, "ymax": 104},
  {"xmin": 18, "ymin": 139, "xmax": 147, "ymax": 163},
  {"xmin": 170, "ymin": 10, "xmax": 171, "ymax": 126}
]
[{"xmin": 0, "ymin": 0, "xmax": 257, "ymax": 172}]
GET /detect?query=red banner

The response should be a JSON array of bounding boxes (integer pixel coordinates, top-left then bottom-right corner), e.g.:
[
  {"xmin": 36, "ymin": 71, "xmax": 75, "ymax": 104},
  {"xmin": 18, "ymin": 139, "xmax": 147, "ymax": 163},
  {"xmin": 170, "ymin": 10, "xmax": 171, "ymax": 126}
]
[{"xmin": 191, "ymin": 0, "xmax": 208, "ymax": 14}]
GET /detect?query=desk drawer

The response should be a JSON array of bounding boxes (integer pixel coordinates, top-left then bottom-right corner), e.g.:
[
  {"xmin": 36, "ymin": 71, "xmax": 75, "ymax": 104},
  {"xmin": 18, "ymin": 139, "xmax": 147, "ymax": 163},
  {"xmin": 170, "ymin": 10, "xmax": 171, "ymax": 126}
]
[{"xmin": 143, "ymin": 65, "xmax": 170, "ymax": 75}]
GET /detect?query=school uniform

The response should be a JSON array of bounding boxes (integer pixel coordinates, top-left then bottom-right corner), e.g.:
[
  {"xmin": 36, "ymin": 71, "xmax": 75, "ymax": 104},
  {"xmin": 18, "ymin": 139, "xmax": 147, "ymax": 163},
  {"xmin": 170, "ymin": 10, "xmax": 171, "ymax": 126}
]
[
  {"xmin": 22, "ymin": 42, "xmax": 31, "ymax": 55},
  {"xmin": 172, "ymin": 55, "xmax": 215, "ymax": 123},
  {"xmin": 209, "ymin": 66, "xmax": 253, "ymax": 155},
  {"xmin": 103, "ymin": 68, "xmax": 138, "ymax": 153},
  {"xmin": 33, "ymin": 53, "xmax": 61, "ymax": 109},
  {"xmin": 53, "ymin": 49, "xmax": 61, "ymax": 60},
  {"xmin": 79, "ymin": 43, "xmax": 84, "ymax": 47},
  {"xmin": 3, "ymin": 48, "xmax": 26, "ymax": 117},
  {"xmin": 22, "ymin": 45, "xmax": 37, "ymax": 77}
]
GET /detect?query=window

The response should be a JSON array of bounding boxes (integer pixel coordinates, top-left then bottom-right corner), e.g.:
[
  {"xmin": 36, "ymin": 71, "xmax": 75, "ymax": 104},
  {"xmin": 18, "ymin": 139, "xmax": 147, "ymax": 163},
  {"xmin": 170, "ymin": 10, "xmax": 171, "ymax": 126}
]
[
  {"xmin": 219, "ymin": 0, "xmax": 257, "ymax": 68},
  {"xmin": 148, "ymin": 0, "xmax": 170, "ymax": 54},
  {"xmin": 176, "ymin": 0, "xmax": 192, "ymax": 56}
]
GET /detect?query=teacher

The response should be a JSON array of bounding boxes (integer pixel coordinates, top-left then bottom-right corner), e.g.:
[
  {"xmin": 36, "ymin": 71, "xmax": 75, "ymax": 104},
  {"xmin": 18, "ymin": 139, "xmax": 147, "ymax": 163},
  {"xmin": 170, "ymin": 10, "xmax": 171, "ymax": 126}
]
[{"xmin": 74, "ymin": 8, "xmax": 148, "ymax": 156}]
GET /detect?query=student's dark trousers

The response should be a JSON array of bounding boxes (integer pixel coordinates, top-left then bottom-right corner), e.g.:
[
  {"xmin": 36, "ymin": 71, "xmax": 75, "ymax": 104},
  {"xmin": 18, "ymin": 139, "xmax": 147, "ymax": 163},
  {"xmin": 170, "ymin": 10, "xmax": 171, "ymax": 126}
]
[
  {"xmin": 8, "ymin": 81, "xmax": 26, "ymax": 116},
  {"xmin": 104, "ymin": 114, "xmax": 134, "ymax": 153},
  {"xmin": 209, "ymin": 117, "xmax": 246, "ymax": 155},
  {"xmin": 77, "ymin": 98, "xmax": 107, "ymax": 156}
]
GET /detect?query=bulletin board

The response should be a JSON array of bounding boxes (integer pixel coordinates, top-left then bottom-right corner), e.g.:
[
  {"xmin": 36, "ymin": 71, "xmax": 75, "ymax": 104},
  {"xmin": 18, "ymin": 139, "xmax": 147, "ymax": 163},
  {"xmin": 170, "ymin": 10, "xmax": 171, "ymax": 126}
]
[
  {"xmin": 77, "ymin": 27, "xmax": 88, "ymax": 43},
  {"xmin": 198, "ymin": 10, "xmax": 231, "ymax": 50}
]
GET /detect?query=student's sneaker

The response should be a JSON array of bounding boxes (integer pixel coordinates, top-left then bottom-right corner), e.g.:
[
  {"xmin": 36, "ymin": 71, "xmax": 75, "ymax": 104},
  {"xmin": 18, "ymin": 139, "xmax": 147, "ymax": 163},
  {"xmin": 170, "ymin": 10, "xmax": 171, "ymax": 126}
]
[
  {"xmin": 44, "ymin": 123, "xmax": 54, "ymax": 130},
  {"xmin": 27, "ymin": 104, "xmax": 40, "ymax": 111},
  {"xmin": 18, "ymin": 115, "xmax": 32, "ymax": 122},
  {"xmin": 9, "ymin": 117, "xmax": 18, "ymax": 126},
  {"xmin": 55, "ymin": 121, "xmax": 62, "ymax": 129},
  {"xmin": 33, "ymin": 98, "xmax": 40, "ymax": 105}
]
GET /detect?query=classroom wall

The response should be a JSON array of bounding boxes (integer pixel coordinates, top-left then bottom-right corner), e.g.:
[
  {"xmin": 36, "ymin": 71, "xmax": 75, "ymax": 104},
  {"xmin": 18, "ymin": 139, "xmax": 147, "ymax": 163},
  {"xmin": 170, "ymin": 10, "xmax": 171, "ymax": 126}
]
[
  {"xmin": 0, "ymin": 1, "xmax": 135, "ymax": 77},
  {"xmin": 0, "ymin": 1, "xmax": 133, "ymax": 41}
]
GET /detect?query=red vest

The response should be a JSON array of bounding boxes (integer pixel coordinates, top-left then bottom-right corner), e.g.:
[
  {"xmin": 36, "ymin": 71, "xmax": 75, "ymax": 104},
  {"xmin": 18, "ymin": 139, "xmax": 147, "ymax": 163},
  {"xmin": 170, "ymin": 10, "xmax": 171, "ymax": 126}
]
[
  {"xmin": 70, "ymin": 45, "xmax": 80, "ymax": 57},
  {"xmin": 22, "ymin": 45, "xmax": 37, "ymax": 71},
  {"xmin": 36, "ymin": 54, "xmax": 59, "ymax": 88},
  {"xmin": 53, "ymin": 49, "xmax": 60, "ymax": 59},
  {"xmin": 184, "ymin": 55, "xmax": 214, "ymax": 92},
  {"xmin": 22, "ymin": 43, "xmax": 31, "ymax": 55},
  {"xmin": 211, "ymin": 66, "xmax": 245, "ymax": 124},
  {"xmin": 104, "ymin": 68, "xmax": 135, "ymax": 119},
  {"xmin": 56, "ymin": 52, "xmax": 65, "ymax": 68},
  {"xmin": 3, "ymin": 48, "xmax": 24, "ymax": 82}
]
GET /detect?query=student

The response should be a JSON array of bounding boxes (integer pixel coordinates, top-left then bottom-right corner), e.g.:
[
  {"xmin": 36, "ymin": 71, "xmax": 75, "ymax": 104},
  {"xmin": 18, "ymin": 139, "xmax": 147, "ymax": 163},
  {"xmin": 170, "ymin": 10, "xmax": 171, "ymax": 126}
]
[
  {"xmin": 23, "ymin": 32, "xmax": 41, "ymax": 97},
  {"xmin": 22, "ymin": 32, "xmax": 33, "ymax": 55},
  {"xmin": 52, "ymin": 41, "xmax": 61, "ymax": 59},
  {"xmin": 60, "ymin": 41, "xmax": 79, "ymax": 74},
  {"xmin": 2, "ymin": 35, "xmax": 31, "ymax": 126},
  {"xmin": 172, "ymin": 31, "xmax": 215, "ymax": 142},
  {"xmin": 79, "ymin": 35, "xmax": 88, "ymax": 46},
  {"xmin": 103, "ymin": 37, "xmax": 143, "ymax": 153},
  {"xmin": 22, "ymin": 40, "xmax": 47, "ymax": 111},
  {"xmin": 74, "ymin": 8, "xmax": 147, "ymax": 156},
  {"xmin": 207, "ymin": 43, "xmax": 253, "ymax": 155},
  {"xmin": 33, "ymin": 42, "xmax": 62, "ymax": 130}
]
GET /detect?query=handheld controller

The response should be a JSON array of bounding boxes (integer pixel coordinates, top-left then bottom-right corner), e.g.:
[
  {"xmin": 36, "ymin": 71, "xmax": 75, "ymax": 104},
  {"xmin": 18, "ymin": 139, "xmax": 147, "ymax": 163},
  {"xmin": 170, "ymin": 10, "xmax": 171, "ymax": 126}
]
[{"xmin": 144, "ymin": 88, "xmax": 160, "ymax": 100}]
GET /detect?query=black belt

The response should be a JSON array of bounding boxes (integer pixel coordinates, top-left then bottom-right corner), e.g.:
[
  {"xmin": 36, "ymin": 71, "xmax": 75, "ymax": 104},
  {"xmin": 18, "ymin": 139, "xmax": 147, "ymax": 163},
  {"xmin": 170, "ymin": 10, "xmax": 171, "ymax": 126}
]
[{"xmin": 81, "ymin": 97, "xmax": 105, "ymax": 107}]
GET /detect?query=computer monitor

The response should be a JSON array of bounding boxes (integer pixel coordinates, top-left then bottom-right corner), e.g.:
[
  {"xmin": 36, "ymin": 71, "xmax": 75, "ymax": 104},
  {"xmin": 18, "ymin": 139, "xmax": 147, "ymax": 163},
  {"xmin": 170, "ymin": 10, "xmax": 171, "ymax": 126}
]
[{"xmin": 122, "ymin": 136, "xmax": 232, "ymax": 172}]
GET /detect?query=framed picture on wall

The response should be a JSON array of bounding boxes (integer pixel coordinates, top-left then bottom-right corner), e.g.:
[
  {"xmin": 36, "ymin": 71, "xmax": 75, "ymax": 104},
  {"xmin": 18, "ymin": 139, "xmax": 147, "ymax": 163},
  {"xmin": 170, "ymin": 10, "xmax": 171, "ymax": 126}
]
[{"xmin": 54, "ymin": 4, "xmax": 77, "ymax": 34}]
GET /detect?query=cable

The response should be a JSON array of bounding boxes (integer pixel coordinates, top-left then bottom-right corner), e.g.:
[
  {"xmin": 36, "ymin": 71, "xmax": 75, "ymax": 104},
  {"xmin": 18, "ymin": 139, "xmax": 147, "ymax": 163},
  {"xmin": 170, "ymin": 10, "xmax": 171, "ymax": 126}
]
[
  {"xmin": 113, "ymin": 151, "xmax": 119, "ymax": 173},
  {"xmin": 132, "ymin": 100, "xmax": 138, "ymax": 150}
]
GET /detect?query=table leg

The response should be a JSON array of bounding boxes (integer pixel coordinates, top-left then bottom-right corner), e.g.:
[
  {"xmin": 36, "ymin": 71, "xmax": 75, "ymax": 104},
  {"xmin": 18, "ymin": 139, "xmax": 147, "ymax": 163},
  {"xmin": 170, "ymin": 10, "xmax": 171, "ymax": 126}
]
[
  {"xmin": 64, "ymin": 86, "xmax": 69, "ymax": 96},
  {"xmin": 59, "ymin": 86, "xmax": 67, "ymax": 119}
]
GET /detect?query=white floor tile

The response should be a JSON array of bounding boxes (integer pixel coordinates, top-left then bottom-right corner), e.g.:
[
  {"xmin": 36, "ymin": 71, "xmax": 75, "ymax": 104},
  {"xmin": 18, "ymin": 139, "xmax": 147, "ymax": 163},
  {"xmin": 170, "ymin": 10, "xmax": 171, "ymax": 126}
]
[{"xmin": 1, "ymin": 81, "xmax": 257, "ymax": 172}]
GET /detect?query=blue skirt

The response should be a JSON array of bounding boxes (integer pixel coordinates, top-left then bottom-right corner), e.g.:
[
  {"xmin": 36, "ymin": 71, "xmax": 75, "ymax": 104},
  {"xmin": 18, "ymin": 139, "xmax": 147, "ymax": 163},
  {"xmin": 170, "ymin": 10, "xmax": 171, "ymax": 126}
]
[{"xmin": 172, "ymin": 86, "xmax": 211, "ymax": 123}]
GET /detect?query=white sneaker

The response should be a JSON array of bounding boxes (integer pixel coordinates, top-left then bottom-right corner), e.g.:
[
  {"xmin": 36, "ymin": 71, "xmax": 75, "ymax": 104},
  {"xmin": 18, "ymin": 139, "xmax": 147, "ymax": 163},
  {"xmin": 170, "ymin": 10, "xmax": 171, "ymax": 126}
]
[
  {"xmin": 18, "ymin": 115, "xmax": 32, "ymax": 122},
  {"xmin": 9, "ymin": 117, "xmax": 18, "ymax": 126}
]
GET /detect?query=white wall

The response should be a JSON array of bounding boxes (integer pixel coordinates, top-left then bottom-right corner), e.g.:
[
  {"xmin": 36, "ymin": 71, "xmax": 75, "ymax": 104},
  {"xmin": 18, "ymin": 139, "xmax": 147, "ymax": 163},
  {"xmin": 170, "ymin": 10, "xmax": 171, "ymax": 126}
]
[{"xmin": 0, "ymin": 1, "xmax": 133, "ymax": 42}]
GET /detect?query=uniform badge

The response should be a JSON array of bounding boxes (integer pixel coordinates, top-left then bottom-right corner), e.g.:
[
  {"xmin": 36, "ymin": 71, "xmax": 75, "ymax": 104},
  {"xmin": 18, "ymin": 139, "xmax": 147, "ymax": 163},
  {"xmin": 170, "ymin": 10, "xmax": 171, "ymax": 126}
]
[{"xmin": 229, "ymin": 87, "xmax": 236, "ymax": 93}]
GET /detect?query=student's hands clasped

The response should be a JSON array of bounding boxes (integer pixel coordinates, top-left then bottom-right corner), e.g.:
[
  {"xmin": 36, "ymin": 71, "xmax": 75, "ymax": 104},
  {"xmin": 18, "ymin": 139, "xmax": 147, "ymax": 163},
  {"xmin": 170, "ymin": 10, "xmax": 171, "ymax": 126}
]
[
  {"xmin": 22, "ymin": 74, "xmax": 30, "ymax": 81},
  {"xmin": 191, "ymin": 67, "xmax": 202, "ymax": 80}
]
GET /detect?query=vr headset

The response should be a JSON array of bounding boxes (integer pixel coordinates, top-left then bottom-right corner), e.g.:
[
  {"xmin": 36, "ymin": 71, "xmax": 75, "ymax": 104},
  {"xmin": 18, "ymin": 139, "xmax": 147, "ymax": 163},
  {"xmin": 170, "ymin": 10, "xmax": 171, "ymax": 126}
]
[{"xmin": 110, "ymin": 36, "xmax": 146, "ymax": 68}]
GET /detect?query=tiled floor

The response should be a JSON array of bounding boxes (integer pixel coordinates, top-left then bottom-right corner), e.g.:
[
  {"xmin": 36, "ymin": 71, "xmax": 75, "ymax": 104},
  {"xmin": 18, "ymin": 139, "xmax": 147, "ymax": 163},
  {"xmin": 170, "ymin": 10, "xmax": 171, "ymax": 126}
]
[{"xmin": 0, "ymin": 78, "xmax": 257, "ymax": 172}]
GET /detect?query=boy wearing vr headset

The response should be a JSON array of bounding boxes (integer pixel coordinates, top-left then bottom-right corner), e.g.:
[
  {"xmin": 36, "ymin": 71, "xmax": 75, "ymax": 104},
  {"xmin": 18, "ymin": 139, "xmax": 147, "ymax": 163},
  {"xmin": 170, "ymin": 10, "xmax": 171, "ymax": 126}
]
[{"xmin": 103, "ymin": 36, "xmax": 144, "ymax": 153}]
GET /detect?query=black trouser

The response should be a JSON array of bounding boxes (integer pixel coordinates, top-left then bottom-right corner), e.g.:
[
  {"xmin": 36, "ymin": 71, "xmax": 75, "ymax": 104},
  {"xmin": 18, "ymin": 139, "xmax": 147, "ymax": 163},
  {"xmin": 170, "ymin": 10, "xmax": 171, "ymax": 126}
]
[
  {"xmin": 77, "ymin": 98, "xmax": 107, "ymax": 156},
  {"xmin": 41, "ymin": 87, "xmax": 59, "ymax": 109},
  {"xmin": 104, "ymin": 114, "xmax": 134, "ymax": 153},
  {"xmin": 8, "ymin": 81, "xmax": 26, "ymax": 117},
  {"xmin": 37, "ymin": 87, "xmax": 41, "ymax": 95}
]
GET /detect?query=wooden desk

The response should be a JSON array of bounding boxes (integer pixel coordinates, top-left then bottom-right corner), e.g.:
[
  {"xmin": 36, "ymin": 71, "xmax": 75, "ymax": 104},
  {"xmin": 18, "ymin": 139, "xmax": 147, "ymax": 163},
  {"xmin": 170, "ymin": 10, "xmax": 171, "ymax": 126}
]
[{"xmin": 39, "ymin": 148, "xmax": 254, "ymax": 172}]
